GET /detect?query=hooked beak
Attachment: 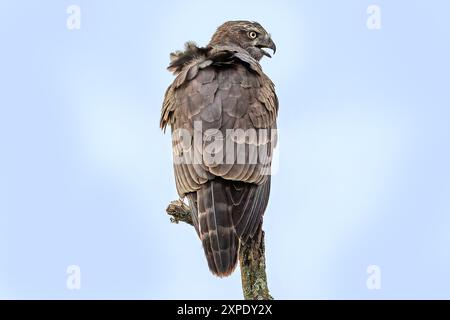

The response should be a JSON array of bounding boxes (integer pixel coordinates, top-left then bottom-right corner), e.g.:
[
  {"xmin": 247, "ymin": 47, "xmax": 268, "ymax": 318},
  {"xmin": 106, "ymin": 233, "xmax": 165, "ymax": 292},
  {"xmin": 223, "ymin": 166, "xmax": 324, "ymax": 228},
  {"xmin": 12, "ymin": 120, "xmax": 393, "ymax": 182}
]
[{"xmin": 258, "ymin": 37, "xmax": 277, "ymax": 58}]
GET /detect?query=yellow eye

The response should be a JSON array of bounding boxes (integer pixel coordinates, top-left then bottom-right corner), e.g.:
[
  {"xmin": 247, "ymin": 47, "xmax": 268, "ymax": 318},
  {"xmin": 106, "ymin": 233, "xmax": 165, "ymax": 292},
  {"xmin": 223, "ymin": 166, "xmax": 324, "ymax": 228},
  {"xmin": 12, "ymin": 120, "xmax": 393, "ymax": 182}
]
[{"xmin": 248, "ymin": 31, "xmax": 257, "ymax": 39}]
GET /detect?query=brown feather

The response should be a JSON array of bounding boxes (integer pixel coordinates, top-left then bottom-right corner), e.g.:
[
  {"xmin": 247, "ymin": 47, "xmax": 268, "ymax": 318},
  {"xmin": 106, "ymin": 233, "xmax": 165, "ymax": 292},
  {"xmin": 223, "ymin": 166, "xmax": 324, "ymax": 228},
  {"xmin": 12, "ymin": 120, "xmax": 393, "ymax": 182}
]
[{"xmin": 161, "ymin": 21, "xmax": 278, "ymax": 277}]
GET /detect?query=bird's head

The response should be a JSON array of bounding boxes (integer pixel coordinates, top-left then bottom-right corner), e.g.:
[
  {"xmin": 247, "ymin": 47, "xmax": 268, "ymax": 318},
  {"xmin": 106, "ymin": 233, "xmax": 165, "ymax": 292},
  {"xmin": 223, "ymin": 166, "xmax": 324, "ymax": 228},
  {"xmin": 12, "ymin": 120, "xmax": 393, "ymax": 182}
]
[{"xmin": 209, "ymin": 21, "xmax": 276, "ymax": 61}]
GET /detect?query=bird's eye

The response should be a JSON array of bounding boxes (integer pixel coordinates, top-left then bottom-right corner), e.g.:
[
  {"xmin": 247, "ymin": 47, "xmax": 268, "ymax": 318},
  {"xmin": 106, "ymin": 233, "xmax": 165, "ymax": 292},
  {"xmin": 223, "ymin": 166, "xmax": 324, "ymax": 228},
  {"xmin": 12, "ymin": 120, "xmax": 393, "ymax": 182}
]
[{"xmin": 248, "ymin": 31, "xmax": 258, "ymax": 39}]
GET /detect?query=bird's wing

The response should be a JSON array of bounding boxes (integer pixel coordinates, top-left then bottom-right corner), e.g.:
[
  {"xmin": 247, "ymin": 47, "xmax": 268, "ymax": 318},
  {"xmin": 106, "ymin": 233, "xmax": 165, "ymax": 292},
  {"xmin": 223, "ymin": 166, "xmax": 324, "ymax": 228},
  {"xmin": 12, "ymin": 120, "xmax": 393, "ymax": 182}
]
[{"xmin": 161, "ymin": 47, "xmax": 278, "ymax": 241}]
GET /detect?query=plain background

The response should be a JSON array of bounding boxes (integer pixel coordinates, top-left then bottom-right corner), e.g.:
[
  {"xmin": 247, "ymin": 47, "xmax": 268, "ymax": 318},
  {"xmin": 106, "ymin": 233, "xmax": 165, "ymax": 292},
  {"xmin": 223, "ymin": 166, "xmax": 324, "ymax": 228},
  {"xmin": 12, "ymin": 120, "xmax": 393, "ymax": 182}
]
[{"xmin": 1, "ymin": 0, "xmax": 450, "ymax": 299}]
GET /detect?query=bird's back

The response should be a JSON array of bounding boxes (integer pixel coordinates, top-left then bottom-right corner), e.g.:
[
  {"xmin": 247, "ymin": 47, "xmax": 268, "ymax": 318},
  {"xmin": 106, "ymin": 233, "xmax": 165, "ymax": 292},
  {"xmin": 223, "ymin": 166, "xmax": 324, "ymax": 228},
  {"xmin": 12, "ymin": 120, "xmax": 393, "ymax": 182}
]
[{"xmin": 161, "ymin": 43, "xmax": 278, "ymax": 276}]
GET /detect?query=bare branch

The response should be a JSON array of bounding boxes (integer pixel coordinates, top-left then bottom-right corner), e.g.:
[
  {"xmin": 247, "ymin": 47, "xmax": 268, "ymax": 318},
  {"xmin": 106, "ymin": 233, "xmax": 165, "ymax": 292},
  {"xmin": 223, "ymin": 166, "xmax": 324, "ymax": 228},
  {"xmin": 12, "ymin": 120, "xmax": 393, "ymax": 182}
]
[{"xmin": 166, "ymin": 200, "xmax": 193, "ymax": 225}]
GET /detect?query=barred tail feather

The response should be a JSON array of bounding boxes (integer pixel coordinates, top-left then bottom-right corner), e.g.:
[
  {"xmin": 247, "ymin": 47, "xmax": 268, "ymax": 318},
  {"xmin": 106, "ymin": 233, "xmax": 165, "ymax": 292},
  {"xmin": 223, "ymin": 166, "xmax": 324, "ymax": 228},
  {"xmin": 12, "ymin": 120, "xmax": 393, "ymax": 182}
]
[
  {"xmin": 197, "ymin": 180, "xmax": 239, "ymax": 277},
  {"xmin": 191, "ymin": 177, "xmax": 270, "ymax": 277}
]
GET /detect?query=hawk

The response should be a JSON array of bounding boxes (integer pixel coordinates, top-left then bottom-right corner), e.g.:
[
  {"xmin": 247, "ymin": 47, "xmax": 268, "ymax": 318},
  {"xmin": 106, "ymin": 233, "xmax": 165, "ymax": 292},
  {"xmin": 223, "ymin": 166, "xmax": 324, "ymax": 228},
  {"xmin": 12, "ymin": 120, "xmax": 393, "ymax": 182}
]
[{"xmin": 161, "ymin": 21, "xmax": 278, "ymax": 277}]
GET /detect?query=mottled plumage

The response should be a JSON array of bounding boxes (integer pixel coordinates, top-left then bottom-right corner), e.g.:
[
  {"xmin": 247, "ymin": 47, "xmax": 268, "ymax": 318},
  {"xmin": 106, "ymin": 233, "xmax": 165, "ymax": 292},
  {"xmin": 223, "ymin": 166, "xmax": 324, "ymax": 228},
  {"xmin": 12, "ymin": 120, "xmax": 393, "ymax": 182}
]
[{"xmin": 161, "ymin": 21, "xmax": 278, "ymax": 277}]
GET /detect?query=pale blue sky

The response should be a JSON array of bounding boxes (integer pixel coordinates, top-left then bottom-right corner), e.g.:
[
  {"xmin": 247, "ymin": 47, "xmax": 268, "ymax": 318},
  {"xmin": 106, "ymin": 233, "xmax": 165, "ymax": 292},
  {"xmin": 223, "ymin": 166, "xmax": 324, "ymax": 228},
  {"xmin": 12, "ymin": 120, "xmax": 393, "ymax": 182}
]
[{"xmin": 1, "ymin": 0, "xmax": 450, "ymax": 299}]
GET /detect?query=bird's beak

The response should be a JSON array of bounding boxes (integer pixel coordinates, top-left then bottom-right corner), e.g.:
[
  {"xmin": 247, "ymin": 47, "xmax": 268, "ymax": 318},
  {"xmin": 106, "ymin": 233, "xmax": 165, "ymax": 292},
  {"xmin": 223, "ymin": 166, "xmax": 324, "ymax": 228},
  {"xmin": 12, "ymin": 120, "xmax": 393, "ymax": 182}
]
[
  {"xmin": 259, "ymin": 37, "xmax": 277, "ymax": 58},
  {"xmin": 267, "ymin": 38, "xmax": 276, "ymax": 55}
]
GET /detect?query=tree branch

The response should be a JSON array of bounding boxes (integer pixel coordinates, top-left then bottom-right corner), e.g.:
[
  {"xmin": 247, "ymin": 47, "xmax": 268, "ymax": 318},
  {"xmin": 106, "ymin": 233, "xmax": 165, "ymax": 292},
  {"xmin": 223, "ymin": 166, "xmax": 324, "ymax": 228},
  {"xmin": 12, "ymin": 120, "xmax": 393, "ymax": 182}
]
[
  {"xmin": 166, "ymin": 199, "xmax": 193, "ymax": 225},
  {"xmin": 165, "ymin": 199, "xmax": 273, "ymax": 300}
]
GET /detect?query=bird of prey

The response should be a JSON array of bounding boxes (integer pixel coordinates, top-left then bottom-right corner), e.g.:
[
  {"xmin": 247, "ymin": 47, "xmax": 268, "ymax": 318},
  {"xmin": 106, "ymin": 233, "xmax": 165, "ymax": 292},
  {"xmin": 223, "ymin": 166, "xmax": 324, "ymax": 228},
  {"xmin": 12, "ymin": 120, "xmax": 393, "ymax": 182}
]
[{"xmin": 161, "ymin": 21, "xmax": 278, "ymax": 277}]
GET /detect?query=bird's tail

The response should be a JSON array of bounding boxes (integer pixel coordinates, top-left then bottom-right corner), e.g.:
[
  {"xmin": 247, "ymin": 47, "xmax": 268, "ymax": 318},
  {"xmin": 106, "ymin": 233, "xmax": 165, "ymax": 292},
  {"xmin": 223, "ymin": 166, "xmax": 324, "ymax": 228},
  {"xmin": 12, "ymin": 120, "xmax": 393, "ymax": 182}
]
[
  {"xmin": 186, "ymin": 178, "xmax": 270, "ymax": 277},
  {"xmin": 196, "ymin": 179, "xmax": 239, "ymax": 277}
]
